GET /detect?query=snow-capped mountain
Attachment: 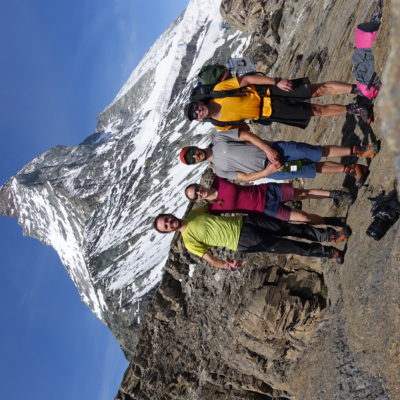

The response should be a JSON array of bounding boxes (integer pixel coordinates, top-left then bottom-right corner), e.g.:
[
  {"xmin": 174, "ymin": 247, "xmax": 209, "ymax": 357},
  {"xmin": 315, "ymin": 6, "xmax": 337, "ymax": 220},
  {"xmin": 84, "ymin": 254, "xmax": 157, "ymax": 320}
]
[{"xmin": 0, "ymin": 0, "xmax": 249, "ymax": 354}]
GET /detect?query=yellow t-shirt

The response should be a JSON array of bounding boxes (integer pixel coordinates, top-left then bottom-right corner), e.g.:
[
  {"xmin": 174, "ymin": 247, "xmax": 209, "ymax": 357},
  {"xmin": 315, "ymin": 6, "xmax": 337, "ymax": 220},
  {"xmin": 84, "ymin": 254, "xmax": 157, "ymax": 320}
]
[
  {"xmin": 211, "ymin": 78, "xmax": 272, "ymax": 130},
  {"xmin": 181, "ymin": 206, "xmax": 243, "ymax": 258}
]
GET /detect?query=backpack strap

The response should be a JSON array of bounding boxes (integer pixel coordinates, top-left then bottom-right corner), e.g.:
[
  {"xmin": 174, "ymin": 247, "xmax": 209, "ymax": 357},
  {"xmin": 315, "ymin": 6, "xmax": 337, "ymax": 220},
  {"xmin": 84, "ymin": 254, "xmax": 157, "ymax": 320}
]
[
  {"xmin": 206, "ymin": 118, "xmax": 246, "ymax": 127},
  {"xmin": 211, "ymin": 84, "xmax": 269, "ymax": 99},
  {"xmin": 190, "ymin": 85, "xmax": 252, "ymax": 102},
  {"xmin": 253, "ymin": 85, "xmax": 270, "ymax": 118},
  {"xmin": 207, "ymin": 117, "xmax": 270, "ymax": 127},
  {"xmin": 209, "ymin": 87, "xmax": 252, "ymax": 99},
  {"xmin": 207, "ymin": 84, "xmax": 272, "ymax": 126}
]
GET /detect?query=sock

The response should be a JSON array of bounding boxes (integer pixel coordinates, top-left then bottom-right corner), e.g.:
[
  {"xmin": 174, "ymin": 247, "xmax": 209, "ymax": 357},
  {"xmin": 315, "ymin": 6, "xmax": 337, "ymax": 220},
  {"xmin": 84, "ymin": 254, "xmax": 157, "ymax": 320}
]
[{"xmin": 324, "ymin": 217, "xmax": 346, "ymax": 227}]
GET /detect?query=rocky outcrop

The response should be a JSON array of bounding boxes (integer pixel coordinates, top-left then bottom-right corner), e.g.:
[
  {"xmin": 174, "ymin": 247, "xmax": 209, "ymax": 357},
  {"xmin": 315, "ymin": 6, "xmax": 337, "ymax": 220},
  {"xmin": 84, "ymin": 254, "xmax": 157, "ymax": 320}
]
[
  {"xmin": 220, "ymin": 0, "xmax": 283, "ymax": 70},
  {"xmin": 116, "ymin": 0, "xmax": 399, "ymax": 399},
  {"xmin": 116, "ymin": 233, "xmax": 327, "ymax": 399},
  {"xmin": 115, "ymin": 172, "xmax": 331, "ymax": 399}
]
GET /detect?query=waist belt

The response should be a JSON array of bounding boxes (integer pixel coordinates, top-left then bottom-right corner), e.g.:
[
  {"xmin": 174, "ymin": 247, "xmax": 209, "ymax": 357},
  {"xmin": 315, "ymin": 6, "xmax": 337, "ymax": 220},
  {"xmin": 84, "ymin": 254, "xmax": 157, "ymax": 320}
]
[{"xmin": 255, "ymin": 85, "xmax": 270, "ymax": 119}]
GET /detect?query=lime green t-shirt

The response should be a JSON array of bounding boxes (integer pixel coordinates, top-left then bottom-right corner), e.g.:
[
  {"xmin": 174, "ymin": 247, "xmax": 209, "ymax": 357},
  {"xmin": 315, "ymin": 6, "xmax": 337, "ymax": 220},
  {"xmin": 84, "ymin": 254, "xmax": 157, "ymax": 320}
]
[{"xmin": 181, "ymin": 206, "xmax": 243, "ymax": 258}]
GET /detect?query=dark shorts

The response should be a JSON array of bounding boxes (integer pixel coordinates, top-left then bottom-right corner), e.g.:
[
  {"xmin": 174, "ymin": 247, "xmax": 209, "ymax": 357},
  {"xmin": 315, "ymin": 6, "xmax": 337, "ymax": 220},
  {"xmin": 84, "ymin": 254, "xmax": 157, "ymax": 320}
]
[
  {"xmin": 268, "ymin": 77, "xmax": 313, "ymax": 129},
  {"xmin": 266, "ymin": 141, "xmax": 322, "ymax": 180},
  {"xmin": 264, "ymin": 183, "xmax": 294, "ymax": 221},
  {"xmin": 269, "ymin": 77, "xmax": 312, "ymax": 99}
]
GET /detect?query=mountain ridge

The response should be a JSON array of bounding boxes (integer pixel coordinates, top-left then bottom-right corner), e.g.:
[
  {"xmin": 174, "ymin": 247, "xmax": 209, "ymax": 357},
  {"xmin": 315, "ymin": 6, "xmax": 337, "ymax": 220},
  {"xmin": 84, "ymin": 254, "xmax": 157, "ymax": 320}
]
[{"xmin": 0, "ymin": 0, "xmax": 249, "ymax": 357}]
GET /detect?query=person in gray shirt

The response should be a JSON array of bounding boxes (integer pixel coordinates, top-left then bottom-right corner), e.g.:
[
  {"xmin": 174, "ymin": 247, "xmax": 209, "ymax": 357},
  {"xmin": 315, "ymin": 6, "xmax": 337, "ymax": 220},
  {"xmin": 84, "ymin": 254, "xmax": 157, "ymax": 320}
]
[{"xmin": 179, "ymin": 127, "xmax": 378, "ymax": 187}]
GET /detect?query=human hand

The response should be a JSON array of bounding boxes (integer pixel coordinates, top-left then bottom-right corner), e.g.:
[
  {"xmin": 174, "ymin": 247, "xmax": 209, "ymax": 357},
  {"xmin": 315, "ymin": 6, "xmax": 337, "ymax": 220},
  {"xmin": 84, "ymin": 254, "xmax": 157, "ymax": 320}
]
[
  {"xmin": 277, "ymin": 78, "xmax": 293, "ymax": 92},
  {"xmin": 266, "ymin": 148, "xmax": 283, "ymax": 169},
  {"xmin": 224, "ymin": 260, "xmax": 246, "ymax": 271},
  {"xmin": 264, "ymin": 162, "xmax": 282, "ymax": 176}
]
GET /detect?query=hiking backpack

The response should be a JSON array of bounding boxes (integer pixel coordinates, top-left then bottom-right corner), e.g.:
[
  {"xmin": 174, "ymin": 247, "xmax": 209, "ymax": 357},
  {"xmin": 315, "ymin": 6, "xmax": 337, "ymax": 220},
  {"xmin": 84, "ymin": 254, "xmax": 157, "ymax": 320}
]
[
  {"xmin": 352, "ymin": 22, "xmax": 382, "ymax": 99},
  {"xmin": 189, "ymin": 57, "xmax": 271, "ymax": 127}
]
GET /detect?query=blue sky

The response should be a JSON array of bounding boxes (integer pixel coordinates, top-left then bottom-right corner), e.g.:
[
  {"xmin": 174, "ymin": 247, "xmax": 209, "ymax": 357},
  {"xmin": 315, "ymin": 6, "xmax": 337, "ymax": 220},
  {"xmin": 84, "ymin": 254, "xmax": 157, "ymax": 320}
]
[{"xmin": 0, "ymin": 0, "xmax": 188, "ymax": 399}]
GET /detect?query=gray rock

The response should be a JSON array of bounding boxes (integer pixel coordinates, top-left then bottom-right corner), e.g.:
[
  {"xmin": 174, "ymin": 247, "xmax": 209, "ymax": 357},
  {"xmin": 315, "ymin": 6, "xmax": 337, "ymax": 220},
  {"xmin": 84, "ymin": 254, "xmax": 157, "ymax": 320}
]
[{"xmin": 116, "ymin": 0, "xmax": 399, "ymax": 399}]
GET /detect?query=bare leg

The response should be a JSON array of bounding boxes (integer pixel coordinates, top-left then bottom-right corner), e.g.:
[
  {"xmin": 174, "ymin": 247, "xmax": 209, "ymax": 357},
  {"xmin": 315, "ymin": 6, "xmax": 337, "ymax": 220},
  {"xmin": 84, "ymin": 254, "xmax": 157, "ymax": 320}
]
[
  {"xmin": 315, "ymin": 161, "xmax": 345, "ymax": 174},
  {"xmin": 293, "ymin": 188, "xmax": 331, "ymax": 200},
  {"xmin": 309, "ymin": 81, "xmax": 352, "ymax": 97},
  {"xmin": 321, "ymin": 145, "xmax": 351, "ymax": 158},
  {"xmin": 289, "ymin": 209, "xmax": 326, "ymax": 225},
  {"xmin": 311, "ymin": 103, "xmax": 347, "ymax": 116}
]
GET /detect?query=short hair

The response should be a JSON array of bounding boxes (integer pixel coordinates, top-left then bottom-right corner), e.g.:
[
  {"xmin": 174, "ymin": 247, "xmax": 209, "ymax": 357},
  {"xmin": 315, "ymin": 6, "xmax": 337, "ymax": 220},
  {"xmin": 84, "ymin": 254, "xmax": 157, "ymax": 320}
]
[
  {"xmin": 184, "ymin": 184, "xmax": 197, "ymax": 201},
  {"xmin": 184, "ymin": 102, "xmax": 198, "ymax": 122},
  {"xmin": 153, "ymin": 213, "xmax": 174, "ymax": 233}
]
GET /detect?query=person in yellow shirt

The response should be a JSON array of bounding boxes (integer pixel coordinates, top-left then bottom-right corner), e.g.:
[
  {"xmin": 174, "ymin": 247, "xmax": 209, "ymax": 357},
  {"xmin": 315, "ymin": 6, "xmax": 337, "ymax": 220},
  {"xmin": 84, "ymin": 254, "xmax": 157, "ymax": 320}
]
[{"xmin": 184, "ymin": 74, "xmax": 372, "ymax": 130}]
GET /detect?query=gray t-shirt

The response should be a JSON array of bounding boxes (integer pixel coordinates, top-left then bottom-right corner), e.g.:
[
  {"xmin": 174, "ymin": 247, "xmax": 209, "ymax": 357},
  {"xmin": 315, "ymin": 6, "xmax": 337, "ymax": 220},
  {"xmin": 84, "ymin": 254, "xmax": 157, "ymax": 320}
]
[{"xmin": 210, "ymin": 130, "xmax": 266, "ymax": 180}]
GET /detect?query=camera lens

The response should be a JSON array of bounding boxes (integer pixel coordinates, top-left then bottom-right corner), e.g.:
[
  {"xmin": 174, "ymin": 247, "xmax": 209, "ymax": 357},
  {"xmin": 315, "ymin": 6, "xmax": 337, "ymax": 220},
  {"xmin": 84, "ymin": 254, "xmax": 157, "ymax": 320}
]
[{"xmin": 366, "ymin": 217, "xmax": 393, "ymax": 240}]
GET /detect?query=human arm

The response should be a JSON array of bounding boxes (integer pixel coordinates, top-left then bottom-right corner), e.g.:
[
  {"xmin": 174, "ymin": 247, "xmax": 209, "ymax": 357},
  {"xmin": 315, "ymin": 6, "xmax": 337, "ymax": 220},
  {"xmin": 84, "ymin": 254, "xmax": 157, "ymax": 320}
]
[
  {"xmin": 202, "ymin": 252, "xmax": 245, "ymax": 270},
  {"xmin": 236, "ymin": 162, "xmax": 282, "ymax": 182},
  {"xmin": 238, "ymin": 74, "xmax": 293, "ymax": 92},
  {"xmin": 238, "ymin": 126, "xmax": 282, "ymax": 167}
]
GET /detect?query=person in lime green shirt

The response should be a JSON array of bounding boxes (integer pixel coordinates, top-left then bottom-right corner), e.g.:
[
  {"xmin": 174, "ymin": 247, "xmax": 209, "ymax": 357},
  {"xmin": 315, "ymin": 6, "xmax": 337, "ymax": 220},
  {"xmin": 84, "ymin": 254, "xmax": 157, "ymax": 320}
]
[{"xmin": 153, "ymin": 206, "xmax": 350, "ymax": 270}]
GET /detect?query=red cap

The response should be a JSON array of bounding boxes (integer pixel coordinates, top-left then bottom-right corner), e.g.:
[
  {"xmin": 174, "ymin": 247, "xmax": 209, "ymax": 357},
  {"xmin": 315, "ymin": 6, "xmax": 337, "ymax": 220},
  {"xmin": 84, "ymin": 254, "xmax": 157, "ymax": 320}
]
[{"xmin": 179, "ymin": 147, "xmax": 190, "ymax": 164}]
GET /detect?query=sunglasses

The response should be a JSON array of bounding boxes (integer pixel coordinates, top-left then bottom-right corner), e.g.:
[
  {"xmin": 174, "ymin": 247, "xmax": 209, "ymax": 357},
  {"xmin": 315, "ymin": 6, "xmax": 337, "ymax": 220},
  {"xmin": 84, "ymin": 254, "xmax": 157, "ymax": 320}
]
[
  {"xmin": 191, "ymin": 184, "xmax": 201, "ymax": 200},
  {"xmin": 185, "ymin": 148, "xmax": 197, "ymax": 165},
  {"xmin": 188, "ymin": 102, "xmax": 199, "ymax": 121}
]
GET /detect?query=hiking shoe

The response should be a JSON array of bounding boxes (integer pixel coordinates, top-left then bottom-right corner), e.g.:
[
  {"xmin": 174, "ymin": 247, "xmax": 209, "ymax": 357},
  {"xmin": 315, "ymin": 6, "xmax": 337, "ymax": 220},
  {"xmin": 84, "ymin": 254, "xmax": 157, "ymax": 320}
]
[
  {"xmin": 351, "ymin": 141, "xmax": 381, "ymax": 158},
  {"xmin": 346, "ymin": 103, "xmax": 374, "ymax": 124},
  {"xmin": 328, "ymin": 226, "xmax": 352, "ymax": 243},
  {"xmin": 329, "ymin": 190, "xmax": 355, "ymax": 205},
  {"xmin": 344, "ymin": 163, "xmax": 370, "ymax": 187},
  {"xmin": 331, "ymin": 248, "xmax": 345, "ymax": 264}
]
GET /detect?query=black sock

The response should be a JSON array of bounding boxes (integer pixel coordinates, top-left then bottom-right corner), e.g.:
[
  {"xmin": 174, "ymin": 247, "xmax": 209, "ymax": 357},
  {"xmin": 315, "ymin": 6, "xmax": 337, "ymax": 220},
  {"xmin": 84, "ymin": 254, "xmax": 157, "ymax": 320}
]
[{"xmin": 324, "ymin": 216, "xmax": 346, "ymax": 226}]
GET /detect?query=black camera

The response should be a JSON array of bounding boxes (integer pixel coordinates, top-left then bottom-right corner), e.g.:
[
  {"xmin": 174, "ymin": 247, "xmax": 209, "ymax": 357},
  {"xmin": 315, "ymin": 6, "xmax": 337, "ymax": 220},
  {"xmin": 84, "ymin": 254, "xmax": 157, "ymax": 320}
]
[{"xmin": 366, "ymin": 190, "xmax": 400, "ymax": 241}]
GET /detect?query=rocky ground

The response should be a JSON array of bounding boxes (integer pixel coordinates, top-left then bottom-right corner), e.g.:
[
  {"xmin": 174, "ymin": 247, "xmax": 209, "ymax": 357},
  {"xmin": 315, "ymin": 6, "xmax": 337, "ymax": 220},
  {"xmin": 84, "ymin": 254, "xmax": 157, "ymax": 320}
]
[{"xmin": 116, "ymin": 1, "xmax": 399, "ymax": 399}]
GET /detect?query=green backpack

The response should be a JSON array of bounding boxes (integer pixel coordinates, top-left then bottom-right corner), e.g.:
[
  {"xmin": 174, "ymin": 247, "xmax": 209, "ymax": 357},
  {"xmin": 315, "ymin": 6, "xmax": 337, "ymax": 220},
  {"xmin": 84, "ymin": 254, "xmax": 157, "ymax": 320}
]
[
  {"xmin": 191, "ymin": 59, "xmax": 271, "ymax": 127},
  {"xmin": 197, "ymin": 64, "xmax": 228, "ymax": 85}
]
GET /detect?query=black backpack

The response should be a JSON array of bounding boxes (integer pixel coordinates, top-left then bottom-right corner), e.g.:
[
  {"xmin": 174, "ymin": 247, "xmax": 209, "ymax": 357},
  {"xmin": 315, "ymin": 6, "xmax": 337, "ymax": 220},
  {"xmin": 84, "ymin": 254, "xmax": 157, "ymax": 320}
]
[
  {"xmin": 189, "ymin": 84, "xmax": 271, "ymax": 127},
  {"xmin": 189, "ymin": 58, "xmax": 270, "ymax": 127}
]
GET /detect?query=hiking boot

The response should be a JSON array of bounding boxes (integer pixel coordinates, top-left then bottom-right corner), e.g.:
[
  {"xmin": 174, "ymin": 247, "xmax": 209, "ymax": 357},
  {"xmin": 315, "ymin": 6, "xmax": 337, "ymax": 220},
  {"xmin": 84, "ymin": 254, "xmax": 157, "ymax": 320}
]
[
  {"xmin": 346, "ymin": 103, "xmax": 374, "ymax": 124},
  {"xmin": 344, "ymin": 163, "xmax": 370, "ymax": 187},
  {"xmin": 351, "ymin": 141, "xmax": 381, "ymax": 158},
  {"xmin": 329, "ymin": 190, "xmax": 355, "ymax": 205},
  {"xmin": 328, "ymin": 226, "xmax": 352, "ymax": 243},
  {"xmin": 331, "ymin": 248, "xmax": 345, "ymax": 264}
]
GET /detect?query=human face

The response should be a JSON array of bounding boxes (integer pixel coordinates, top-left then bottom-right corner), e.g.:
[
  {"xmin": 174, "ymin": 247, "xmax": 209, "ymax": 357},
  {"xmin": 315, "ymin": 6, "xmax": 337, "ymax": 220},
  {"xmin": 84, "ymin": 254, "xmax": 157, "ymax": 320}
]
[
  {"xmin": 187, "ymin": 184, "xmax": 209, "ymax": 201},
  {"xmin": 187, "ymin": 101, "xmax": 209, "ymax": 122},
  {"xmin": 185, "ymin": 147, "xmax": 206, "ymax": 165},
  {"xmin": 156, "ymin": 215, "xmax": 181, "ymax": 233},
  {"xmin": 194, "ymin": 102, "xmax": 209, "ymax": 121}
]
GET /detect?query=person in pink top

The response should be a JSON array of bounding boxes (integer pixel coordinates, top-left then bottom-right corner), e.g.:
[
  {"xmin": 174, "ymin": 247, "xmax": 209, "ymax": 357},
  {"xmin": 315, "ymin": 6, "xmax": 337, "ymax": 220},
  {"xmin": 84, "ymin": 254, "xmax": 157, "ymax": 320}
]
[{"xmin": 185, "ymin": 176, "xmax": 353, "ymax": 226}]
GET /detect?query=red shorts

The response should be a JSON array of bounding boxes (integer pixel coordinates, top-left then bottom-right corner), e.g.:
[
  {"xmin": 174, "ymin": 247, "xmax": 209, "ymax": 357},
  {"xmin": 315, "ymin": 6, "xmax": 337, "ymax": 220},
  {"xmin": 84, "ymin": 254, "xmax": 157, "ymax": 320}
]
[{"xmin": 264, "ymin": 183, "xmax": 294, "ymax": 221}]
